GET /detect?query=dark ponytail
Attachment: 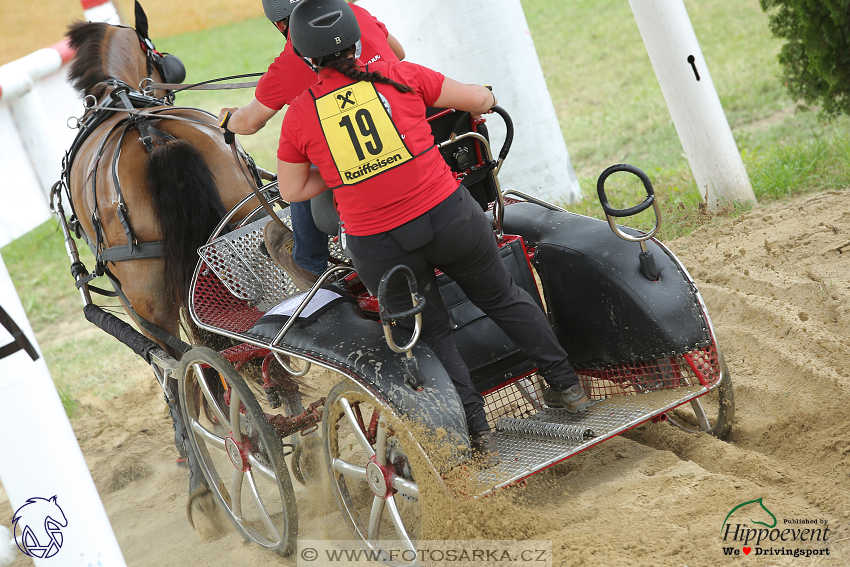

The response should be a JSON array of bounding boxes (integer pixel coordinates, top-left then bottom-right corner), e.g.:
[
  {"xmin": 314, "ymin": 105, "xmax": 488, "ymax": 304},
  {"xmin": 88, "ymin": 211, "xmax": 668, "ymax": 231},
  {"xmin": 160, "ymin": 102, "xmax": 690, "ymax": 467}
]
[{"xmin": 319, "ymin": 48, "xmax": 413, "ymax": 93}]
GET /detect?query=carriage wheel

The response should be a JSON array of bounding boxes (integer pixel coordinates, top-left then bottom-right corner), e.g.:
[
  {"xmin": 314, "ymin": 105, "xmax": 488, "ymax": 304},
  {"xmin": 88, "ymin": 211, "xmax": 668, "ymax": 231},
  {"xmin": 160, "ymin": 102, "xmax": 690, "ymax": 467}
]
[
  {"xmin": 323, "ymin": 380, "xmax": 442, "ymax": 566},
  {"xmin": 178, "ymin": 347, "xmax": 298, "ymax": 556},
  {"xmin": 668, "ymin": 348, "xmax": 735, "ymax": 439}
]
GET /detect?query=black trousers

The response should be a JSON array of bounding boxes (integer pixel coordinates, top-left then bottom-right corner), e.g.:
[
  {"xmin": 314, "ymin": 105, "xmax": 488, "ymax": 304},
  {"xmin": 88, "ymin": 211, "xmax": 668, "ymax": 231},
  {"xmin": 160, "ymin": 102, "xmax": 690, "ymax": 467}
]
[{"xmin": 347, "ymin": 185, "xmax": 578, "ymax": 433}]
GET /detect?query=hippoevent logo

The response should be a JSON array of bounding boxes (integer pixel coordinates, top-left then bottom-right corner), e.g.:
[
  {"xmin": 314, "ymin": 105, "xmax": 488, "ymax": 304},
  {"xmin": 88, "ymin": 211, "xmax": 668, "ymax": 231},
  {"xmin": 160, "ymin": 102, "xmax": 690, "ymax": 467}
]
[
  {"xmin": 12, "ymin": 496, "xmax": 68, "ymax": 559},
  {"xmin": 720, "ymin": 498, "xmax": 831, "ymax": 558}
]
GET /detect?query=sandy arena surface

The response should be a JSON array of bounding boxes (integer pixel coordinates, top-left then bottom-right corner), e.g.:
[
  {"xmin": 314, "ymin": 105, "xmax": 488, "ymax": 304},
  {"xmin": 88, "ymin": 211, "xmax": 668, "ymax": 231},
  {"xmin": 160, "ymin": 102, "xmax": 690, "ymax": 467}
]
[{"xmin": 2, "ymin": 189, "xmax": 850, "ymax": 566}]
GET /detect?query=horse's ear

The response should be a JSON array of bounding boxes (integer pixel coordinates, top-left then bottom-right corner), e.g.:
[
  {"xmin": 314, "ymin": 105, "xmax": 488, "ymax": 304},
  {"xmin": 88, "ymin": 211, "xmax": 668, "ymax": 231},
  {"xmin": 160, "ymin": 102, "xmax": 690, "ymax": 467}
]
[{"xmin": 135, "ymin": 1, "xmax": 150, "ymax": 39}]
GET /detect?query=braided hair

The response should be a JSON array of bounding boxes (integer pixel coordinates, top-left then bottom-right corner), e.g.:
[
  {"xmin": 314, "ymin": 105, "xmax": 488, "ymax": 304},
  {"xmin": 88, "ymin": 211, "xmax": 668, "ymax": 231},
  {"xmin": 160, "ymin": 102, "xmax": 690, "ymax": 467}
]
[{"xmin": 319, "ymin": 47, "xmax": 413, "ymax": 94}]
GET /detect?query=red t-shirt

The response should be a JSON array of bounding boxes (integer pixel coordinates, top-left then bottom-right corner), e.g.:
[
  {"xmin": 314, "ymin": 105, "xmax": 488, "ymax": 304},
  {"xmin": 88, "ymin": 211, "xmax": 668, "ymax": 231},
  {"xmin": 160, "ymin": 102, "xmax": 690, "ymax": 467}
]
[
  {"xmin": 278, "ymin": 60, "xmax": 459, "ymax": 236},
  {"xmin": 255, "ymin": 4, "xmax": 397, "ymax": 110}
]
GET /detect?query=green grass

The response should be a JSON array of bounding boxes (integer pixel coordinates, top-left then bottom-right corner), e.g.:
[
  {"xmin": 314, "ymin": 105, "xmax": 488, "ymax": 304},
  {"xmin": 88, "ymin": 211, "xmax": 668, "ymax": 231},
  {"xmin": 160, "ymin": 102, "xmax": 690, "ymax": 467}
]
[
  {"xmin": 4, "ymin": 0, "xmax": 850, "ymax": 417},
  {"xmin": 156, "ymin": 17, "xmax": 286, "ymax": 169},
  {"xmin": 1, "ymin": 220, "xmax": 152, "ymax": 417},
  {"xmin": 0, "ymin": 220, "xmax": 92, "ymax": 333},
  {"xmin": 525, "ymin": 0, "xmax": 849, "ymax": 176}
]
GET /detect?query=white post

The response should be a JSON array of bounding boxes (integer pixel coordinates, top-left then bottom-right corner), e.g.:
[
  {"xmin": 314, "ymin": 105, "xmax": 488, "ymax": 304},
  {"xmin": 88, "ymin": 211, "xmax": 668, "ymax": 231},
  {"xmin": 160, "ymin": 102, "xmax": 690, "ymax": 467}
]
[
  {"xmin": 0, "ymin": 254, "xmax": 127, "ymax": 566},
  {"xmin": 357, "ymin": 0, "xmax": 582, "ymax": 203},
  {"xmin": 629, "ymin": 0, "xmax": 756, "ymax": 207},
  {"xmin": 0, "ymin": 43, "xmax": 74, "ymax": 202},
  {"xmin": 81, "ymin": 0, "xmax": 122, "ymax": 25}
]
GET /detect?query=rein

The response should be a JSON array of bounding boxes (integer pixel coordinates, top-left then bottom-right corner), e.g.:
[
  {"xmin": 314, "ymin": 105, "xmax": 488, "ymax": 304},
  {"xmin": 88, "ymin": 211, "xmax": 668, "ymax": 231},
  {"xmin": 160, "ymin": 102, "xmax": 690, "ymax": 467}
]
[{"xmin": 148, "ymin": 80, "xmax": 259, "ymax": 91}]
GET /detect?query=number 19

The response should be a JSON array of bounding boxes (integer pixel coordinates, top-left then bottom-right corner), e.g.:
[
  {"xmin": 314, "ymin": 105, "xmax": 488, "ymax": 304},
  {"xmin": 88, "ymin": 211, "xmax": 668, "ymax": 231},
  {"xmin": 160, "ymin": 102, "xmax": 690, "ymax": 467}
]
[{"xmin": 339, "ymin": 109, "xmax": 384, "ymax": 161}]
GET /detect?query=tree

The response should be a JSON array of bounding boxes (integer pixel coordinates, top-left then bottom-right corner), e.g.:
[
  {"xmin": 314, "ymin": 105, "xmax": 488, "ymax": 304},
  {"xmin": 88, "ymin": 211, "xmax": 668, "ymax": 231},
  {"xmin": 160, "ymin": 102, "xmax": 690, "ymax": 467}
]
[{"xmin": 760, "ymin": 0, "xmax": 850, "ymax": 117}]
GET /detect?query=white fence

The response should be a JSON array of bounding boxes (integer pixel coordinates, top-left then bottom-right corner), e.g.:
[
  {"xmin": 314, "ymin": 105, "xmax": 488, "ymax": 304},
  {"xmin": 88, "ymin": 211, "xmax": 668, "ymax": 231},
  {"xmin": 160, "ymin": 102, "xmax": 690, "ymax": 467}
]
[{"xmin": 0, "ymin": 43, "xmax": 82, "ymax": 247}]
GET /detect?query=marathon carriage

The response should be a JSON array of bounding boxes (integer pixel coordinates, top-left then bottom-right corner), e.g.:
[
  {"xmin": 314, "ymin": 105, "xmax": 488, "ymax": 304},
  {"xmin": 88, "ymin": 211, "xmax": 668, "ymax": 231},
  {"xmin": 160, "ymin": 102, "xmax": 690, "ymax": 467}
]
[
  {"xmin": 58, "ymin": 104, "xmax": 733, "ymax": 562},
  {"xmin": 53, "ymin": 13, "xmax": 733, "ymax": 561}
]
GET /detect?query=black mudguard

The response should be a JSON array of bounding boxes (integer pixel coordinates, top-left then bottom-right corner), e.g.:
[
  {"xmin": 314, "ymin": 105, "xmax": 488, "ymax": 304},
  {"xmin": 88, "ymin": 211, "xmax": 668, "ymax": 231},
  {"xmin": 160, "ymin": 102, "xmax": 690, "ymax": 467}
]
[
  {"xmin": 246, "ymin": 295, "xmax": 468, "ymax": 463},
  {"xmin": 502, "ymin": 202, "xmax": 711, "ymax": 367}
]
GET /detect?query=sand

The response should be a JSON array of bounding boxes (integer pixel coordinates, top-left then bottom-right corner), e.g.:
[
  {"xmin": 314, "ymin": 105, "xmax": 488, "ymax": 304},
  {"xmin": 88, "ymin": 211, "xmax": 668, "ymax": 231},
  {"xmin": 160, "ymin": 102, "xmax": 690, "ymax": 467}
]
[{"xmin": 2, "ymin": 189, "xmax": 849, "ymax": 566}]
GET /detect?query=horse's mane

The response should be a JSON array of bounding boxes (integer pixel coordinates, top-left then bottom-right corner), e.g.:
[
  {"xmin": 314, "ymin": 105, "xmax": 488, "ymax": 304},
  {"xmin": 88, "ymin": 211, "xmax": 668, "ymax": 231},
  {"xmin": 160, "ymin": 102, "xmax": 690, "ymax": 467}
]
[{"xmin": 66, "ymin": 21, "xmax": 110, "ymax": 97}]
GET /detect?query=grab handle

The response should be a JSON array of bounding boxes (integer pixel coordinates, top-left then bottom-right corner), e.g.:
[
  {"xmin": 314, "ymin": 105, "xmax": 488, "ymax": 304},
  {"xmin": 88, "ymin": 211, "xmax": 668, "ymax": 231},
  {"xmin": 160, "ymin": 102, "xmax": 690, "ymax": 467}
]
[
  {"xmin": 489, "ymin": 105, "xmax": 514, "ymax": 163},
  {"xmin": 377, "ymin": 265, "xmax": 425, "ymax": 354},
  {"xmin": 377, "ymin": 265, "xmax": 426, "ymax": 324},
  {"xmin": 596, "ymin": 164, "xmax": 663, "ymax": 281},
  {"xmin": 596, "ymin": 164, "xmax": 661, "ymax": 244},
  {"xmin": 596, "ymin": 163, "xmax": 655, "ymax": 218}
]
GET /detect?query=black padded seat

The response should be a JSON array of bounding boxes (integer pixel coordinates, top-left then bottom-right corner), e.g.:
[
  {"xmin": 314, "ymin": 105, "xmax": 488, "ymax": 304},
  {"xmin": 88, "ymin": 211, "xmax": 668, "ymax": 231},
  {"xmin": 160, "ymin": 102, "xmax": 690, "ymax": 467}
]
[{"xmin": 501, "ymin": 202, "xmax": 711, "ymax": 367}]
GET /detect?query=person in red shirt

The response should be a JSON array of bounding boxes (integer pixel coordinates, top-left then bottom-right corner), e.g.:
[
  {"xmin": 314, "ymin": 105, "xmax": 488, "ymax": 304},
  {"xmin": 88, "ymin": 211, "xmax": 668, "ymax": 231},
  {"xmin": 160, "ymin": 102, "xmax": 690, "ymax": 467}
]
[
  {"xmin": 219, "ymin": 0, "xmax": 404, "ymax": 290},
  {"xmin": 278, "ymin": 0, "xmax": 591, "ymax": 466}
]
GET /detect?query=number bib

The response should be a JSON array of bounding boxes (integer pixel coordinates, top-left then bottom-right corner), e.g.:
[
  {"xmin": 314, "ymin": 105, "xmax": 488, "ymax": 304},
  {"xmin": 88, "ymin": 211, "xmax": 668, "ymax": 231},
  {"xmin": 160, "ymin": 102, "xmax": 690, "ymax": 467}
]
[{"xmin": 315, "ymin": 81, "xmax": 413, "ymax": 185}]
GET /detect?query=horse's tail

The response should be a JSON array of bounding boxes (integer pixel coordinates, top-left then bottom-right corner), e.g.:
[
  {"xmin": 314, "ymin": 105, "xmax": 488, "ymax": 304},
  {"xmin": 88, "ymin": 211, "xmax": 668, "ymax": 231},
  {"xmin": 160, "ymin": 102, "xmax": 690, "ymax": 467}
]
[{"xmin": 145, "ymin": 139, "xmax": 227, "ymax": 311}]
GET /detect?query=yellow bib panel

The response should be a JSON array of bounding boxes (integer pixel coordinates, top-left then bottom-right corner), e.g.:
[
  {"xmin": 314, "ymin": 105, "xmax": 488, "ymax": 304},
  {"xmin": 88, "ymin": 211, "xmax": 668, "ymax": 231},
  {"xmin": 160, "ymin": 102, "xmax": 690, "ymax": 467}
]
[{"xmin": 315, "ymin": 81, "xmax": 413, "ymax": 185}]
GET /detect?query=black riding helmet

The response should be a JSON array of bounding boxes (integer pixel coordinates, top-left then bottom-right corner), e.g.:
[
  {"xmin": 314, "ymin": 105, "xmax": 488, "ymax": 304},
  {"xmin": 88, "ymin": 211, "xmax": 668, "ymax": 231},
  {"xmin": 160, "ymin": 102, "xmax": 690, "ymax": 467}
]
[
  {"xmin": 262, "ymin": 0, "xmax": 303, "ymax": 24},
  {"xmin": 289, "ymin": 0, "xmax": 361, "ymax": 60}
]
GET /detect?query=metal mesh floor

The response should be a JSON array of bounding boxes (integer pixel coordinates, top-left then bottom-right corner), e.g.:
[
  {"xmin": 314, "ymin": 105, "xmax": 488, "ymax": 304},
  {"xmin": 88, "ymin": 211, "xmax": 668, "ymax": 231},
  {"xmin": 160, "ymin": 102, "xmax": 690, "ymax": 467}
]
[{"xmin": 474, "ymin": 384, "xmax": 707, "ymax": 492}]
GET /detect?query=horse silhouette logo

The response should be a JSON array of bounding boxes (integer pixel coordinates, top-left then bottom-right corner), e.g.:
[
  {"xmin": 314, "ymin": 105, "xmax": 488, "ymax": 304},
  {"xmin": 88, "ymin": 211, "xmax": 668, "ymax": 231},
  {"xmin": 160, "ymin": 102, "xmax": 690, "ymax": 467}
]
[{"xmin": 12, "ymin": 496, "xmax": 68, "ymax": 559}]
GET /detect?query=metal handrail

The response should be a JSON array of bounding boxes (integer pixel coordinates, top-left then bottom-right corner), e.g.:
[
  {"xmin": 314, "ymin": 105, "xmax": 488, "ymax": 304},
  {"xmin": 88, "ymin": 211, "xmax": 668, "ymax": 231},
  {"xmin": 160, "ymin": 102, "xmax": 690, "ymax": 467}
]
[{"xmin": 438, "ymin": 131, "xmax": 506, "ymax": 241}]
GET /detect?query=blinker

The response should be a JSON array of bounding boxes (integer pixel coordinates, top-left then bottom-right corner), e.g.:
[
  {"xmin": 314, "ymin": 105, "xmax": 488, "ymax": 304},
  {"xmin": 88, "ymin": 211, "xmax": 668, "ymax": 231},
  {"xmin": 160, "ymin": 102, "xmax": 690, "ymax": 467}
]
[{"xmin": 160, "ymin": 54, "xmax": 186, "ymax": 84}]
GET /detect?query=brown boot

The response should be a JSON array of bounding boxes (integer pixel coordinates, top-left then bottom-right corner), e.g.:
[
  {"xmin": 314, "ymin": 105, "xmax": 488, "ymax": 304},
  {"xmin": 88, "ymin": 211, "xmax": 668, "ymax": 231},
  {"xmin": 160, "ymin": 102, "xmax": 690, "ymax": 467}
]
[
  {"xmin": 469, "ymin": 429, "xmax": 500, "ymax": 468},
  {"xmin": 264, "ymin": 220, "xmax": 320, "ymax": 292},
  {"xmin": 542, "ymin": 383, "xmax": 591, "ymax": 413}
]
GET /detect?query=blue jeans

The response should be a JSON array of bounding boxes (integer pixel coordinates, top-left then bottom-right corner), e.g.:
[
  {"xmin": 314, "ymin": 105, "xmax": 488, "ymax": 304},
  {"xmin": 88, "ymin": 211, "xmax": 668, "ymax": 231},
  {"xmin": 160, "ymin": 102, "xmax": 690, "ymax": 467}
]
[{"xmin": 289, "ymin": 200, "xmax": 330, "ymax": 275}]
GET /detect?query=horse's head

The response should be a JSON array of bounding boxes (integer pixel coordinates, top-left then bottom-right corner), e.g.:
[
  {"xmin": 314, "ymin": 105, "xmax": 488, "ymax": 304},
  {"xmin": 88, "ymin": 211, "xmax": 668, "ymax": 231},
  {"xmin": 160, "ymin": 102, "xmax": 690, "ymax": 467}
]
[
  {"xmin": 66, "ymin": 1, "xmax": 185, "ymax": 100},
  {"xmin": 12, "ymin": 496, "xmax": 68, "ymax": 558}
]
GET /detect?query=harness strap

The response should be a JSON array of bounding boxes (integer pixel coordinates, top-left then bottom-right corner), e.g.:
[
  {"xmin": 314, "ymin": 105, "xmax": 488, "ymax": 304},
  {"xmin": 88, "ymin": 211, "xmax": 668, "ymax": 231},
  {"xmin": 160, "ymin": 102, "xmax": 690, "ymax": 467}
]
[
  {"xmin": 73, "ymin": 272, "xmax": 119, "ymax": 297},
  {"xmin": 76, "ymin": 210, "xmax": 165, "ymax": 267},
  {"xmin": 110, "ymin": 125, "xmax": 137, "ymax": 254},
  {"xmin": 100, "ymin": 241, "xmax": 164, "ymax": 262},
  {"xmin": 134, "ymin": 115, "xmax": 176, "ymax": 153}
]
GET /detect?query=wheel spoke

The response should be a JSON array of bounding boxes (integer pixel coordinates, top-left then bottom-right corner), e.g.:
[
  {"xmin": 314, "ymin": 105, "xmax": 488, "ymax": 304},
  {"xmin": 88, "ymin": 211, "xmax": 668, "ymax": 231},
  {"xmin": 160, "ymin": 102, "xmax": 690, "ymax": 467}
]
[
  {"xmin": 374, "ymin": 413, "xmax": 388, "ymax": 467},
  {"xmin": 231, "ymin": 469, "xmax": 244, "ymax": 519},
  {"xmin": 391, "ymin": 477, "xmax": 419, "ymax": 501},
  {"xmin": 690, "ymin": 398, "xmax": 711, "ymax": 432},
  {"xmin": 340, "ymin": 397, "xmax": 376, "ymax": 457},
  {"xmin": 191, "ymin": 419, "xmax": 226, "ymax": 452},
  {"xmin": 385, "ymin": 495, "xmax": 415, "ymax": 553},
  {"xmin": 193, "ymin": 363, "xmax": 229, "ymax": 428},
  {"xmin": 332, "ymin": 457, "xmax": 367, "ymax": 481},
  {"xmin": 230, "ymin": 388, "xmax": 242, "ymax": 442},
  {"xmin": 367, "ymin": 496, "xmax": 385, "ymax": 543},
  {"xmin": 247, "ymin": 453, "xmax": 277, "ymax": 483},
  {"xmin": 246, "ymin": 470, "xmax": 281, "ymax": 542}
]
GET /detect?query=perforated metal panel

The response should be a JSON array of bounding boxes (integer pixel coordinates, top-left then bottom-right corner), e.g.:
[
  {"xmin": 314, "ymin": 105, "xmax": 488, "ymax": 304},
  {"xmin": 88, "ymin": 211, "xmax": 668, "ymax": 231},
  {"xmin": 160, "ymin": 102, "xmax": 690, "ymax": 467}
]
[
  {"xmin": 199, "ymin": 214, "xmax": 297, "ymax": 309},
  {"xmin": 476, "ymin": 384, "xmax": 708, "ymax": 492}
]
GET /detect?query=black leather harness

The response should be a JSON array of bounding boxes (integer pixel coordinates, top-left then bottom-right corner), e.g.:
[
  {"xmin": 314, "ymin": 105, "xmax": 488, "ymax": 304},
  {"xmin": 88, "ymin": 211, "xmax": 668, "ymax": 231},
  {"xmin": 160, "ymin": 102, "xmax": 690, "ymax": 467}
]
[
  {"xmin": 56, "ymin": 80, "xmax": 173, "ymax": 267},
  {"xmin": 51, "ymin": 80, "xmax": 231, "ymax": 355}
]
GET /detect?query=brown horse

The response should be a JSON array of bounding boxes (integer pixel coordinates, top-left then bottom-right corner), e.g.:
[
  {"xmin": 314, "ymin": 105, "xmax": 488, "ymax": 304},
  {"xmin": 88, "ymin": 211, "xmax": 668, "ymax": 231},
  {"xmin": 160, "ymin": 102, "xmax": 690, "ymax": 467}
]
[
  {"xmin": 63, "ymin": 8, "xmax": 268, "ymax": 530},
  {"xmin": 64, "ymin": 17, "xmax": 258, "ymax": 358}
]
